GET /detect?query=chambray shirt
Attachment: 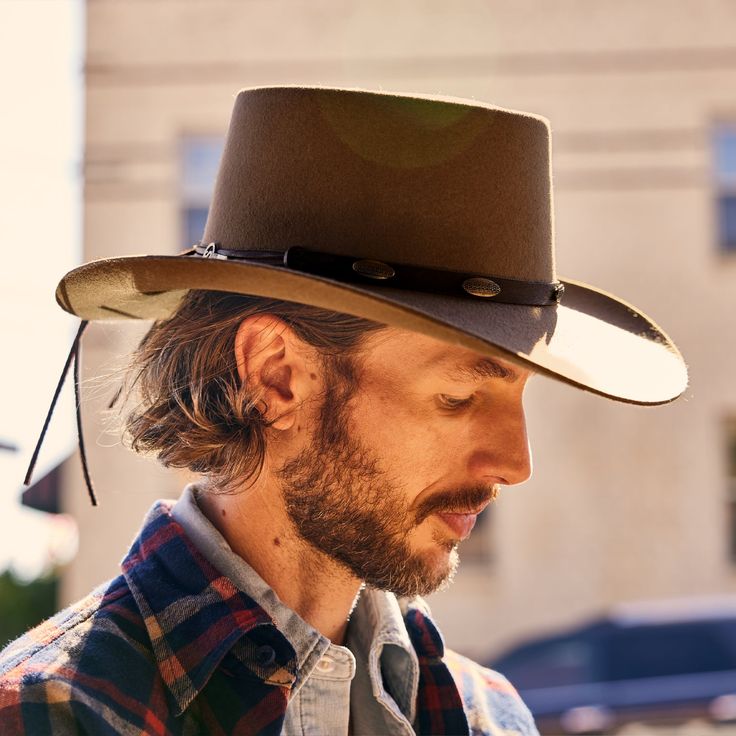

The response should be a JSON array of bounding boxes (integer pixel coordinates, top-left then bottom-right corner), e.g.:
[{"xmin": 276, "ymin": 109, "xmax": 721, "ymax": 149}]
[
  {"xmin": 171, "ymin": 484, "xmax": 420, "ymax": 735},
  {"xmin": 0, "ymin": 494, "xmax": 539, "ymax": 735}
]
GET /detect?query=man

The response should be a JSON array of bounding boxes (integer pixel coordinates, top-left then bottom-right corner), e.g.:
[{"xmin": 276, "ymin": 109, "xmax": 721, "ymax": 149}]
[{"xmin": 0, "ymin": 86, "xmax": 687, "ymax": 735}]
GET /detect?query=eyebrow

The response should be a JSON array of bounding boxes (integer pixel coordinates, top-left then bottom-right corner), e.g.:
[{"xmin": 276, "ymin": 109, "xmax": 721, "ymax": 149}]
[{"xmin": 441, "ymin": 357, "xmax": 521, "ymax": 384}]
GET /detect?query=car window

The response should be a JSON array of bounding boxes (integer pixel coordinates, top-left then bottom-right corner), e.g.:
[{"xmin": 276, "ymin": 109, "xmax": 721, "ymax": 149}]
[
  {"xmin": 720, "ymin": 618, "xmax": 736, "ymax": 657},
  {"xmin": 603, "ymin": 622, "xmax": 736, "ymax": 681},
  {"xmin": 494, "ymin": 637, "xmax": 597, "ymax": 689}
]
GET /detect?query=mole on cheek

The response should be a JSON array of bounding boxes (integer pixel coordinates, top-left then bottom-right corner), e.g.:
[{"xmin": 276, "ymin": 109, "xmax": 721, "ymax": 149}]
[
  {"xmin": 221, "ymin": 509, "xmax": 226, "ymax": 517},
  {"xmin": 310, "ymin": 373, "xmax": 317, "ymax": 380},
  {"xmin": 273, "ymin": 537, "xmax": 281, "ymax": 546}
]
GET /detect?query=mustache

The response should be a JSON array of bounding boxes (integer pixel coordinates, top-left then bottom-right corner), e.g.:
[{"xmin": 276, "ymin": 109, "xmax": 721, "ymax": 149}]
[{"xmin": 415, "ymin": 484, "xmax": 500, "ymax": 524}]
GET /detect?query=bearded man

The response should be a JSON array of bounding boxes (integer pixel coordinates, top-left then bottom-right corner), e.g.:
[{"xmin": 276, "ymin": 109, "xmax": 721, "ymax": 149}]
[{"xmin": 0, "ymin": 87, "xmax": 687, "ymax": 736}]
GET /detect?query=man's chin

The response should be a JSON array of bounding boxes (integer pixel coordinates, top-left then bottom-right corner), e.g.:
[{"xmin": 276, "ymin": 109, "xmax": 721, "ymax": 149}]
[
  {"xmin": 368, "ymin": 546, "xmax": 460, "ymax": 598},
  {"xmin": 418, "ymin": 546, "xmax": 460, "ymax": 596}
]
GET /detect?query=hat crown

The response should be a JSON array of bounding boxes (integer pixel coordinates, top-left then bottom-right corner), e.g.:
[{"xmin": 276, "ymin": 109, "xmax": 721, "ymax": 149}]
[
  {"xmin": 203, "ymin": 86, "xmax": 555, "ymax": 282},
  {"xmin": 54, "ymin": 85, "xmax": 687, "ymax": 404}
]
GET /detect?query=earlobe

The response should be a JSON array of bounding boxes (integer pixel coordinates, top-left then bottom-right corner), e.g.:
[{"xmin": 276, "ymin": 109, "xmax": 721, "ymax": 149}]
[{"xmin": 234, "ymin": 315, "xmax": 305, "ymax": 431}]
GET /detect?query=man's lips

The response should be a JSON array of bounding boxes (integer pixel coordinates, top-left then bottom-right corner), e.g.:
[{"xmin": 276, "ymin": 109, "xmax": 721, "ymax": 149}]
[
  {"xmin": 436, "ymin": 512, "xmax": 478, "ymax": 540},
  {"xmin": 418, "ymin": 490, "xmax": 496, "ymax": 541},
  {"xmin": 433, "ymin": 501, "xmax": 491, "ymax": 540}
]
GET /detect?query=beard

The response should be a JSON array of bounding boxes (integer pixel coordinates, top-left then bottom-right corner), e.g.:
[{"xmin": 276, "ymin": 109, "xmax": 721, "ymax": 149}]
[{"xmin": 276, "ymin": 354, "xmax": 498, "ymax": 598}]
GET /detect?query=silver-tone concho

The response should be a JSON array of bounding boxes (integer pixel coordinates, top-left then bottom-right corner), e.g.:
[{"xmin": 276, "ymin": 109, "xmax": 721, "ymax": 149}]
[
  {"xmin": 351, "ymin": 259, "xmax": 396, "ymax": 280},
  {"xmin": 461, "ymin": 277, "xmax": 502, "ymax": 298}
]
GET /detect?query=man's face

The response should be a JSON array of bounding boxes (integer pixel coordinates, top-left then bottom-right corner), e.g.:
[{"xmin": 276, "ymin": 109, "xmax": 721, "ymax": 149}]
[{"xmin": 277, "ymin": 327, "xmax": 533, "ymax": 597}]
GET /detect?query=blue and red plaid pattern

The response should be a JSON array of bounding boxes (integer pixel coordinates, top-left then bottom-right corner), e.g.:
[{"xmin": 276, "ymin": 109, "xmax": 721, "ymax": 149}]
[{"xmin": 0, "ymin": 501, "xmax": 538, "ymax": 735}]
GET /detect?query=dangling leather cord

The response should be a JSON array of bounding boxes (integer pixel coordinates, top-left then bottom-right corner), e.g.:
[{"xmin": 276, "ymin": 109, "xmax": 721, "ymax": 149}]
[{"xmin": 24, "ymin": 320, "xmax": 97, "ymax": 506}]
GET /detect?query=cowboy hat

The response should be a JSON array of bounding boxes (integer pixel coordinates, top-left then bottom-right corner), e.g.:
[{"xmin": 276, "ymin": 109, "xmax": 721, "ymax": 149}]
[{"xmin": 55, "ymin": 85, "xmax": 687, "ymax": 406}]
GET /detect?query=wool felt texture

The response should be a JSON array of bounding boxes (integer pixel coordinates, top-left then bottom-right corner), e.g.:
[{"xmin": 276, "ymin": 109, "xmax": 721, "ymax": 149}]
[{"xmin": 55, "ymin": 85, "xmax": 688, "ymax": 405}]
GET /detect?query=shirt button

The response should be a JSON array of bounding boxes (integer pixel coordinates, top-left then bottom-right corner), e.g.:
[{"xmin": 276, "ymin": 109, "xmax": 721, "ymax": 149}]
[
  {"xmin": 315, "ymin": 656, "xmax": 335, "ymax": 674},
  {"xmin": 256, "ymin": 645, "xmax": 276, "ymax": 666}
]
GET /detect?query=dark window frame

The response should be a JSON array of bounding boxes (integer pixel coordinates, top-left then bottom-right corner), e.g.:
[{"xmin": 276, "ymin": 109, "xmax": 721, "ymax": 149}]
[
  {"xmin": 179, "ymin": 135, "xmax": 225, "ymax": 250},
  {"xmin": 714, "ymin": 123, "xmax": 736, "ymax": 253}
]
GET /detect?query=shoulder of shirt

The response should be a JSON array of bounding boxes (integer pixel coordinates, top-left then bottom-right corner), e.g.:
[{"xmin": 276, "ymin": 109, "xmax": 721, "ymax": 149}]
[
  {"xmin": 443, "ymin": 647, "xmax": 540, "ymax": 735},
  {"xmin": 400, "ymin": 596, "xmax": 538, "ymax": 734},
  {"xmin": 0, "ymin": 573, "xmax": 156, "ymax": 734}
]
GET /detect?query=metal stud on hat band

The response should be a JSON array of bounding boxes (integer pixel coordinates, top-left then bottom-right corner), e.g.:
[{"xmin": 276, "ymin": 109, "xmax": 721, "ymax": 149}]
[
  {"xmin": 461, "ymin": 278, "xmax": 502, "ymax": 298},
  {"xmin": 352, "ymin": 259, "xmax": 396, "ymax": 280}
]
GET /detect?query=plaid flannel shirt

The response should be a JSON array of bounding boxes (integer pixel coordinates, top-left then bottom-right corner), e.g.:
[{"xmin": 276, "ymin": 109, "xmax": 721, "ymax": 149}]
[{"xmin": 0, "ymin": 500, "xmax": 539, "ymax": 735}]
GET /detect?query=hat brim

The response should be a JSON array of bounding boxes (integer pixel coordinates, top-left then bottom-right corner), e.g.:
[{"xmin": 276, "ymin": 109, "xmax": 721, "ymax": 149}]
[{"xmin": 56, "ymin": 255, "xmax": 688, "ymax": 406}]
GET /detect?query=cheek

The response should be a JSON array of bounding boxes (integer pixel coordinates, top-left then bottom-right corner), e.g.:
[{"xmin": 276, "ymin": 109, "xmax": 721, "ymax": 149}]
[{"xmin": 350, "ymin": 382, "xmax": 460, "ymax": 478}]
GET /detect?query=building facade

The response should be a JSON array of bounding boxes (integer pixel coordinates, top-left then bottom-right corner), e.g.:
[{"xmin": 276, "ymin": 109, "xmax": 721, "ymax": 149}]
[{"xmin": 64, "ymin": 0, "xmax": 736, "ymax": 663}]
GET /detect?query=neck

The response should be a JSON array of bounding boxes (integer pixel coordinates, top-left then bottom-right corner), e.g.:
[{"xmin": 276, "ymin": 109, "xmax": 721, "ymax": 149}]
[{"xmin": 197, "ymin": 474, "xmax": 363, "ymax": 645}]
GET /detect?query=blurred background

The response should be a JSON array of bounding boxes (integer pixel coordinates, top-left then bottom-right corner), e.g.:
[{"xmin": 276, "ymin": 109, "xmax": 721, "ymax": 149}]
[{"xmin": 2, "ymin": 1, "xmax": 736, "ymax": 732}]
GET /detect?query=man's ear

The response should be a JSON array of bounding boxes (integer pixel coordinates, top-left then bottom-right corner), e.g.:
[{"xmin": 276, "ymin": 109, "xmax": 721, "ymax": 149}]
[{"xmin": 234, "ymin": 314, "xmax": 314, "ymax": 431}]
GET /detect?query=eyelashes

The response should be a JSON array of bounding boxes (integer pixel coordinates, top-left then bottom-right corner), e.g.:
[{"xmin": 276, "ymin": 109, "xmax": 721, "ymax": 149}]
[{"xmin": 437, "ymin": 394, "xmax": 475, "ymax": 411}]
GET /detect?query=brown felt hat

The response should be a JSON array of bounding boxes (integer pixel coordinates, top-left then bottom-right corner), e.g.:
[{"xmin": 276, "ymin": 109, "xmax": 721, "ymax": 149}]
[{"xmin": 56, "ymin": 85, "xmax": 687, "ymax": 405}]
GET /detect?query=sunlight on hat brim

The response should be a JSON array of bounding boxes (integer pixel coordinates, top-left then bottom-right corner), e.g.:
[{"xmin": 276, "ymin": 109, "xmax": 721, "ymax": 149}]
[{"xmin": 56, "ymin": 255, "xmax": 688, "ymax": 406}]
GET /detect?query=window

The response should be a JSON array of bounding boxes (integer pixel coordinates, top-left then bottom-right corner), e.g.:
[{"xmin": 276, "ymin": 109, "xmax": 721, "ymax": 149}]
[
  {"xmin": 714, "ymin": 124, "xmax": 736, "ymax": 252},
  {"xmin": 459, "ymin": 508, "xmax": 493, "ymax": 564},
  {"xmin": 180, "ymin": 136, "xmax": 225, "ymax": 249},
  {"xmin": 726, "ymin": 417, "xmax": 736, "ymax": 562},
  {"xmin": 494, "ymin": 636, "xmax": 598, "ymax": 689},
  {"xmin": 603, "ymin": 622, "xmax": 735, "ymax": 680}
]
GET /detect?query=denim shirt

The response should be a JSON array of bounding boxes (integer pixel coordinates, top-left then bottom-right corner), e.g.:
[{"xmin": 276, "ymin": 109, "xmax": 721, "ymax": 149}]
[{"xmin": 171, "ymin": 484, "xmax": 420, "ymax": 735}]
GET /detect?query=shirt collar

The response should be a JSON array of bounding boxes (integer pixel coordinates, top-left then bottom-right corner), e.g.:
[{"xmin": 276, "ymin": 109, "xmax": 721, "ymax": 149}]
[
  {"xmin": 171, "ymin": 483, "xmax": 445, "ymax": 718},
  {"xmin": 347, "ymin": 588, "xmax": 421, "ymax": 724},
  {"xmin": 170, "ymin": 483, "xmax": 335, "ymax": 694},
  {"xmin": 121, "ymin": 500, "xmax": 298, "ymax": 714},
  {"xmin": 122, "ymin": 492, "xmax": 450, "ymax": 719}
]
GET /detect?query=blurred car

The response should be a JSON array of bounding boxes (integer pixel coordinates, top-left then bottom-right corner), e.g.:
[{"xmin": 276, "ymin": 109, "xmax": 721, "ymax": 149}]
[{"xmin": 487, "ymin": 596, "xmax": 736, "ymax": 734}]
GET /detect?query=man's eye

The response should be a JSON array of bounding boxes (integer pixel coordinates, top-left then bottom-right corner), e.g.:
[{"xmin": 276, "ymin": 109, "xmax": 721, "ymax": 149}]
[{"xmin": 438, "ymin": 394, "xmax": 474, "ymax": 410}]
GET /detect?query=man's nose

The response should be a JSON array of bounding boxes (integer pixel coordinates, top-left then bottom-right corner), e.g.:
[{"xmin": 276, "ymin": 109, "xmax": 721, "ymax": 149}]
[{"xmin": 466, "ymin": 400, "xmax": 532, "ymax": 487}]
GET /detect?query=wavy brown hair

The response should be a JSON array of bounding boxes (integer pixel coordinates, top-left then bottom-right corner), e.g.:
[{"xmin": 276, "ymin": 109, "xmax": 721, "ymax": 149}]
[{"xmin": 121, "ymin": 289, "xmax": 385, "ymax": 494}]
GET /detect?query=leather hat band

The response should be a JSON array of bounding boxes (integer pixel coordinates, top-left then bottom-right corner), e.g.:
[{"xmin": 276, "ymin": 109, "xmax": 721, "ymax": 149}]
[{"xmin": 189, "ymin": 243, "xmax": 564, "ymax": 306}]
